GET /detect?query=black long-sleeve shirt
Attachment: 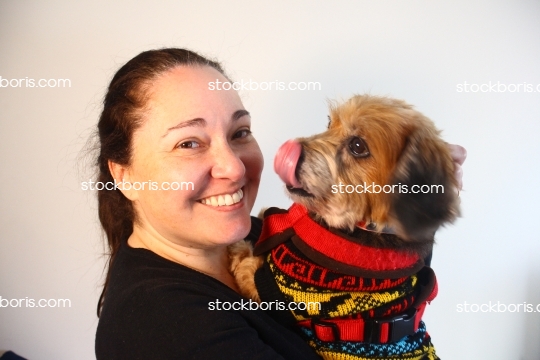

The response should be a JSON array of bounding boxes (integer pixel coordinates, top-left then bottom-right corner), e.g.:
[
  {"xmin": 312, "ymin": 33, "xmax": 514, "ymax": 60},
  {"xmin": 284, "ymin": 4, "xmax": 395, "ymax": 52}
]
[{"xmin": 95, "ymin": 217, "xmax": 320, "ymax": 360}]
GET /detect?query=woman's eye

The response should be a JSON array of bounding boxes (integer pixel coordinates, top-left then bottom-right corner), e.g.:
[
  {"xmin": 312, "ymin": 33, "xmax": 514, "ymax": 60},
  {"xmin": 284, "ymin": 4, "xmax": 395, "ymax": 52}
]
[
  {"xmin": 177, "ymin": 141, "xmax": 200, "ymax": 149},
  {"xmin": 233, "ymin": 129, "xmax": 251, "ymax": 139}
]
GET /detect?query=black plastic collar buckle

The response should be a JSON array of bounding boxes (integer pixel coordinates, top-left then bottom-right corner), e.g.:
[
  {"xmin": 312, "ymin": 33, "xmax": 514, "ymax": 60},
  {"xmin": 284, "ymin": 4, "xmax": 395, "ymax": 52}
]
[{"xmin": 365, "ymin": 309, "xmax": 418, "ymax": 344}]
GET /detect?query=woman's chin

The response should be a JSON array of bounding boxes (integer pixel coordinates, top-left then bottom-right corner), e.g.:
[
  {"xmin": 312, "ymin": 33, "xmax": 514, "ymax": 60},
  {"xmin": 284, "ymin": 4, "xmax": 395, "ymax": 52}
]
[{"xmin": 208, "ymin": 215, "xmax": 252, "ymax": 245}]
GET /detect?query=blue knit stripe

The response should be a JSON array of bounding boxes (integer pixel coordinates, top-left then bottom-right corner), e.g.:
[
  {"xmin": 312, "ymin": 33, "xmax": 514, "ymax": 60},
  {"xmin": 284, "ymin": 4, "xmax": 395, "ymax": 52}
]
[{"xmin": 300, "ymin": 321, "xmax": 438, "ymax": 359}]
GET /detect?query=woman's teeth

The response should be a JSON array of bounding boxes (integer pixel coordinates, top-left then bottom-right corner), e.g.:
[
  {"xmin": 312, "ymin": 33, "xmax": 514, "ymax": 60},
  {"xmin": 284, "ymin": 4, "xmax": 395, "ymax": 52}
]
[{"xmin": 200, "ymin": 189, "xmax": 243, "ymax": 207}]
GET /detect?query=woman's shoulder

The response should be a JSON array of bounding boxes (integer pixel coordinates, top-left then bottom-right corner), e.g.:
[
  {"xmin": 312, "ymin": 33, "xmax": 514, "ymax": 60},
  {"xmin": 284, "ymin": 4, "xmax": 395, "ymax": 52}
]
[
  {"xmin": 96, "ymin": 242, "xmax": 242, "ymax": 357},
  {"xmin": 107, "ymin": 240, "xmax": 239, "ymax": 299}
]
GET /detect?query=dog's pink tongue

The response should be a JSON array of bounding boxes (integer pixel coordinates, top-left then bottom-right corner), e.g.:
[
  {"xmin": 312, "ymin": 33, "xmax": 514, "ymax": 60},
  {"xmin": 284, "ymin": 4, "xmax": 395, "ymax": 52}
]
[{"xmin": 274, "ymin": 140, "xmax": 302, "ymax": 188}]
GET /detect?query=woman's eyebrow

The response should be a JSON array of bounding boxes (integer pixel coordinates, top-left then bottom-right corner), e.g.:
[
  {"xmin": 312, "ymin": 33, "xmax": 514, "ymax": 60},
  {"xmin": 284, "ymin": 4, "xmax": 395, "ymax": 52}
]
[
  {"xmin": 233, "ymin": 109, "xmax": 250, "ymax": 121},
  {"xmin": 162, "ymin": 118, "xmax": 206, "ymax": 137},
  {"xmin": 162, "ymin": 110, "xmax": 250, "ymax": 138}
]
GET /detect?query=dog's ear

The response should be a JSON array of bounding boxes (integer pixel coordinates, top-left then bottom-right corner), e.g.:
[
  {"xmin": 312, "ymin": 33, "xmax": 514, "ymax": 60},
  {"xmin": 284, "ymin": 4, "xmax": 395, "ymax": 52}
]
[{"xmin": 388, "ymin": 130, "xmax": 459, "ymax": 242}]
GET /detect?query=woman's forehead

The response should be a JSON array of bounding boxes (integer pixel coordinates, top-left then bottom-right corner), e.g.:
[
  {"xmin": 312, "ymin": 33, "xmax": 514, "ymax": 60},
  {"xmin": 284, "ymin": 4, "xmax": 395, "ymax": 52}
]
[
  {"xmin": 148, "ymin": 66, "xmax": 242, "ymax": 114},
  {"xmin": 137, "ymin": 66, "xmax": 246, "ymax": 136}
]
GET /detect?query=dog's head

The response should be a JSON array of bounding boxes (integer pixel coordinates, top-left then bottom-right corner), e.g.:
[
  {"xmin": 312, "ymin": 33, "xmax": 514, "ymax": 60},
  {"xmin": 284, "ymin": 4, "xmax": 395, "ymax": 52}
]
[{"xmin": 274, "ymin": 95, "xmax": 460, "ymax": 244}]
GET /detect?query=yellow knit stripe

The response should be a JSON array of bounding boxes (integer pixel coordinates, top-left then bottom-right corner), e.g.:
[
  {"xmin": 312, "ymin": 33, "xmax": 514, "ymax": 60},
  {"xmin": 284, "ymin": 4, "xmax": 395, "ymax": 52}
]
[
  {"xmin": 269, "ymin": 259, "xmax": 417, "ymax": 319},
  {"xmin": 276, "ymin": 283, "xmax": 404, "ymax": 319}
]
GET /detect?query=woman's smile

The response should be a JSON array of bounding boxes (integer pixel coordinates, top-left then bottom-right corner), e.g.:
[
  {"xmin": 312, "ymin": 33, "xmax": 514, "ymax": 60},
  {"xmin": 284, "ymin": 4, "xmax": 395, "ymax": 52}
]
[{"xmin": 198, "ymin": 188, "xmax": 244, "ymax": 207}]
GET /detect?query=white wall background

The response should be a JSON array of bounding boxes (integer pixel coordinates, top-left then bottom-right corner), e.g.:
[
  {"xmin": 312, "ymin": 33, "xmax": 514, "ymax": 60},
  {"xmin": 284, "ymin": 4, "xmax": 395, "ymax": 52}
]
[{"xmin": 1, "ymin": 1, "xmax": 539, "ymax": 359}]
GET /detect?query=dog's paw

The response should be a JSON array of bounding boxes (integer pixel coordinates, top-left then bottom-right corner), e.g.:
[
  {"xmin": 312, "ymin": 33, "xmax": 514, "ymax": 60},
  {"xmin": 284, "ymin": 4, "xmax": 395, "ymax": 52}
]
[
  {"xmin": 228, "ymin": 240, "xmax": 254, "ymax": 273},
  {"xmin": 228, "ymin": 240, "xmax": 263, "ymax": 302}
]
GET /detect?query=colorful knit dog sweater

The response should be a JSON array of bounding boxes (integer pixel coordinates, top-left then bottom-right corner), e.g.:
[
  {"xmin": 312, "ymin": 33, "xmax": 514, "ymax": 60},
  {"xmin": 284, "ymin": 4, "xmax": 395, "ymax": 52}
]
[{"xmin": 253, "ymin": 204, "xmax": 439, "ymax": 360}]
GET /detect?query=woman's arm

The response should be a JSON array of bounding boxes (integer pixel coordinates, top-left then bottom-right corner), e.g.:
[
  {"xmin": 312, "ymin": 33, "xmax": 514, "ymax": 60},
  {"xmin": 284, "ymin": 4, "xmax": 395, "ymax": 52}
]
[{"xmin": 96, "ymin": 260, "xmax": 320, "ymax": 360}]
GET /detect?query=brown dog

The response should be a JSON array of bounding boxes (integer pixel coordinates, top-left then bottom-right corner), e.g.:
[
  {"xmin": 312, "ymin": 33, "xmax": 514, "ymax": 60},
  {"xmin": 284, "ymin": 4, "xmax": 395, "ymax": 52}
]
[{"xmin": 229, "ymin": 95, "xmax": 460, "ymax": 359}]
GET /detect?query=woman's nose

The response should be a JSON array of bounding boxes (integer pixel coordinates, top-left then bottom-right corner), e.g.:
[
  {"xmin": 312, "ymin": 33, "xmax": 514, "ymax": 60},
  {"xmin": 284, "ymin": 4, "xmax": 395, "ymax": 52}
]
[{"xmin": 210, "ymin": 144, "xmax": 246, "ymax": 182}]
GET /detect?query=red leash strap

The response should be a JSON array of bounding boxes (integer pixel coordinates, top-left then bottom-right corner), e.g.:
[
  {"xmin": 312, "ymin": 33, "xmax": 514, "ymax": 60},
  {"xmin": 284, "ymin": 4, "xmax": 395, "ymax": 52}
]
[{"xmin": 298, "ymin": 302, "xmax": 429, "ymax": 343}]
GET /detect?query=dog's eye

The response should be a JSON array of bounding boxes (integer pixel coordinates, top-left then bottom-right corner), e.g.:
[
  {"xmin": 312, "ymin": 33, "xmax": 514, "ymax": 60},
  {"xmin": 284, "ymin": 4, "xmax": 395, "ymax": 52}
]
[{"xmin": 348, "ymin": 137, "xmax": 370, "ymax": 158}]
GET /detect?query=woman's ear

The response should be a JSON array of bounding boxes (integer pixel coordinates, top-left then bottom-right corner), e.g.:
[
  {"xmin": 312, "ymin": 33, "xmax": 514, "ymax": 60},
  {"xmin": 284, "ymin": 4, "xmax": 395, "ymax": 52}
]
[{"xmin": 108, "ymin": 160, "xmax": 139, "ymax": 201}]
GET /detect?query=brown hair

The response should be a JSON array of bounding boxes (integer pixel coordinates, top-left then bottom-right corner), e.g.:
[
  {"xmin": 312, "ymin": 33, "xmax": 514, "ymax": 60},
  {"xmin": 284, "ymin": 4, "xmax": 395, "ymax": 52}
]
[{"xmin": 96, "ymin": 48, "xmax": 227, "ymax": 316}]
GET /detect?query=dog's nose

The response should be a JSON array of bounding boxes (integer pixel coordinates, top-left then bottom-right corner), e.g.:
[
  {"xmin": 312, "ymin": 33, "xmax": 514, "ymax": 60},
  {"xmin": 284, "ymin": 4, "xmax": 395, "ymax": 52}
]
[{"xmin": 274, "ymin": 139, "xmax": 302, "ymax": 188}]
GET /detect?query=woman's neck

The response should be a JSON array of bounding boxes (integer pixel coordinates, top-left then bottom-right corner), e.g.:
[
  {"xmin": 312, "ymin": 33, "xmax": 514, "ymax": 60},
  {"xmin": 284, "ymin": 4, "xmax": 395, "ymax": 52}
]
[{"xmin": 127, "ymin": 225, "xmax": 240, "ymax": 292}]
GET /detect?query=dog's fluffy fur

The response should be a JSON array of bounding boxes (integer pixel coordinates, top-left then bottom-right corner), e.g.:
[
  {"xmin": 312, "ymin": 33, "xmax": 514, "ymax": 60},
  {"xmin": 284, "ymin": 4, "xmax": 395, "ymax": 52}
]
[{"xmin": 230, "ymin": 94, "xmax": 459, "ymax": 305}]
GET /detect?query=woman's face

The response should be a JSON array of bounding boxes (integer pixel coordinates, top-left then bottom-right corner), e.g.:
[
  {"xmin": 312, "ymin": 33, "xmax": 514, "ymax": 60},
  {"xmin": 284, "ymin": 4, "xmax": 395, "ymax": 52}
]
[{"xmin": 123, "ymin": 65, "xmax": 263, "ymax": 249}]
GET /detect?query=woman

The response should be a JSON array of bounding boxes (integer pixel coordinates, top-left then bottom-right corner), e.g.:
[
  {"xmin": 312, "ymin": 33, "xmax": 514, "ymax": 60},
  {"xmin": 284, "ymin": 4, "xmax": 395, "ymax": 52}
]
[
  {"xmin": 94, "ymin": 48, "xmax": 321, "ymax": 359},
  {"xmin": 94, "ymin": 48, "xmax": 466, "ymax": 359}
]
